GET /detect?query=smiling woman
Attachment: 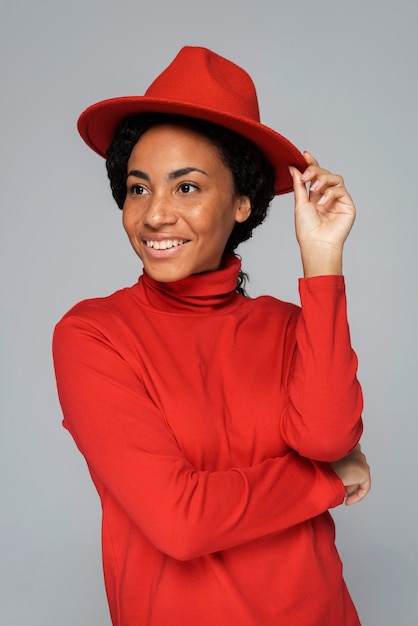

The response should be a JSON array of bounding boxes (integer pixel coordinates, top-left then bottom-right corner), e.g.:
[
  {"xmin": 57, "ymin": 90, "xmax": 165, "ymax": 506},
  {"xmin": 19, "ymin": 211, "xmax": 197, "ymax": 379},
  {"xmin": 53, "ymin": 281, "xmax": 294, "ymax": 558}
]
[
  {"xmin": 106, "ymin": 110, "xmax": 276, "ymax": 292},
  {"xmin": 122, "ymin": 124, "xmax": 251, "ymax": 282},
  {"xmin": 52, "ymin": 46, "xmax": 370, "ymax": 626}
]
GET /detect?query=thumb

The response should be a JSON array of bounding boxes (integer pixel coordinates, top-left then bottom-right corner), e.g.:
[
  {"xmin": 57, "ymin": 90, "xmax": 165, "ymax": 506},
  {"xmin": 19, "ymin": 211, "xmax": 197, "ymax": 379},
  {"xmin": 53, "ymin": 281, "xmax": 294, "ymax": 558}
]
[{"xmin": 289, "ymin": 166, "xmax": 309, "ymax": 207}]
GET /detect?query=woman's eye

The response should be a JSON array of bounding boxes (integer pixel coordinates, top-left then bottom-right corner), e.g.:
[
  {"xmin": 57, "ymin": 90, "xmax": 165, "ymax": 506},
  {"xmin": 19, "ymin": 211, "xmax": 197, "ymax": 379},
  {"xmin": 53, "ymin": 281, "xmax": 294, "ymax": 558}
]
[
  {"xmin": 130, "ymin": 184, "xmax": 149, "ymax": 195},
  {"xmin": 178, "ymin": 183, "xmax": 198, "ymax": 194}
]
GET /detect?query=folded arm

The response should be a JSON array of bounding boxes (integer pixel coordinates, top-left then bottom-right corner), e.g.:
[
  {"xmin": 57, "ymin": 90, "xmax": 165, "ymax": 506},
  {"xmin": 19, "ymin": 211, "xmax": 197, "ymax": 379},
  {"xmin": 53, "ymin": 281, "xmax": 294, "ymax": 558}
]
[{"xmin": 53, "ymin": 314, "xmax": 346, "ymax": 561}]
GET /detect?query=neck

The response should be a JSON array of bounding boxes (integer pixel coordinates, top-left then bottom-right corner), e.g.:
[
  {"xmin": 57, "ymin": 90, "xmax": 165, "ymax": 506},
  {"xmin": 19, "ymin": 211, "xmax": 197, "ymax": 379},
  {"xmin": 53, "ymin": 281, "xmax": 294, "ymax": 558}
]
[{"xmin": 134, "ymin": 255, "xmax": 244, "ymax": 314}]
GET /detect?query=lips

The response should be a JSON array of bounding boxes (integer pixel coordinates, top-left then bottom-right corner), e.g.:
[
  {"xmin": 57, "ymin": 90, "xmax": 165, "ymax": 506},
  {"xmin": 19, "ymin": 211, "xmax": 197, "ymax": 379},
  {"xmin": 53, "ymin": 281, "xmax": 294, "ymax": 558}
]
[{"xmin": 145, "ymin": 239, "xmax": 189, "ymax": 250}]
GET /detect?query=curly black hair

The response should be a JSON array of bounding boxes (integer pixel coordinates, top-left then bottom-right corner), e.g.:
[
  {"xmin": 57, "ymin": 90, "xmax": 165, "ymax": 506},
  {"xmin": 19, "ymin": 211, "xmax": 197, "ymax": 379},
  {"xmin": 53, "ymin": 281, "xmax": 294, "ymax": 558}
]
[{"xmin": 106, "ymin": 113, "xmax": 275, "ymax": 294}]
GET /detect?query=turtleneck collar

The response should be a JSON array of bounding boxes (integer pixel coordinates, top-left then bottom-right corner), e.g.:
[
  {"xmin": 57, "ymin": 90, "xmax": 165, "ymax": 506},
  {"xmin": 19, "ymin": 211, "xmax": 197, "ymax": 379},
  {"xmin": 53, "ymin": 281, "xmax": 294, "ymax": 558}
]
[{"xmin": 133, "ymin": 255, "xmax": 243, "ymax": 314}]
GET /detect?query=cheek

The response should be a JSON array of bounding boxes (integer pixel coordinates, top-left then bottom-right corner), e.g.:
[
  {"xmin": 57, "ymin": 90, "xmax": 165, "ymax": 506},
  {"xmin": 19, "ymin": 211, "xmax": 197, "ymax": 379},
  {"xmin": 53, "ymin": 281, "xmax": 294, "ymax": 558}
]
[
  {"xmin": 122, "ymin": 202, "xmax": 135, "ymax": 226},
  {"xmin": 122, "ymin": 208, "xmax": 136, "ymax": 240},
  {"xmin": 121, "ymin": 210, "xmax": 129, "ymax": 234},
  {"xmin": 192, "ymin": 211, "xmax": 231, "ymax": 241},
  {"xmin": 195, "ymin": 194, "xmax": 237, "ymax": 230}
]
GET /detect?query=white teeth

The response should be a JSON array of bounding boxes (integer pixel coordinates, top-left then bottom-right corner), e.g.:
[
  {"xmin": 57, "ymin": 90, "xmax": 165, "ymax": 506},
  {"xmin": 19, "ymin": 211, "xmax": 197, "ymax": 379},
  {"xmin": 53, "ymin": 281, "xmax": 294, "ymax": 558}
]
[{"xmin": 146, "ymin": 239, "xmax": 186, "ymax": 250}]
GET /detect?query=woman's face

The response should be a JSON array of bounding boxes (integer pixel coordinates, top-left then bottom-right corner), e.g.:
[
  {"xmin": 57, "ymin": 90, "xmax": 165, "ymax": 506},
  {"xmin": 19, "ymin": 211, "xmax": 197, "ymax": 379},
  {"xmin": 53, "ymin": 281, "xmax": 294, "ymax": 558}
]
[{"xmin": 122, "ymin": 124, "xmax": 251, "ymax": 283}]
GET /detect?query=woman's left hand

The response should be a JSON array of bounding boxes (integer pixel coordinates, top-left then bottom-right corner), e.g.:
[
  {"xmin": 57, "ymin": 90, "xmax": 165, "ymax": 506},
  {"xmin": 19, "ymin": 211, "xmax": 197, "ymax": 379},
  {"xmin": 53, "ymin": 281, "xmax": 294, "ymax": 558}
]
[
  {"xmin": 330, "ymin": 444, "xmax": 371, "ymax": 506},
  {"xmin": 290, "ymin": 151, "xmax": 356, "ymax": 278}
]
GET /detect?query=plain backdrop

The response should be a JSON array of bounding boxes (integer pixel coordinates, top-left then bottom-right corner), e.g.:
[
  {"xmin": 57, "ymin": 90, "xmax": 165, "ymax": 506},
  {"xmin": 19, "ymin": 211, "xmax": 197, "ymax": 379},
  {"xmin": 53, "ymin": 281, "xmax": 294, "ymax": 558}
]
[{"xmin": 1, "ymin": 1, "xmax": 417, "ymax": 624}]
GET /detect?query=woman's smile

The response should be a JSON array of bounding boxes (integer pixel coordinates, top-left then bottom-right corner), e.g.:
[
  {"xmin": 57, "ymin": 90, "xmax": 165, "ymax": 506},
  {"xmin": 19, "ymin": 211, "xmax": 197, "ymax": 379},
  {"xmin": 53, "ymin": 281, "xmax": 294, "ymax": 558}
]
[
  {"xmin": 144, "ymin": 239, "xmax": 189, "ymax": 250},
  {"xmin": 142, "ymin": 237, "xmax": 191, "ymax": 260},
  {"xmin": 122, "ymin": 124, "xmax": 251, "ymax": 282}
]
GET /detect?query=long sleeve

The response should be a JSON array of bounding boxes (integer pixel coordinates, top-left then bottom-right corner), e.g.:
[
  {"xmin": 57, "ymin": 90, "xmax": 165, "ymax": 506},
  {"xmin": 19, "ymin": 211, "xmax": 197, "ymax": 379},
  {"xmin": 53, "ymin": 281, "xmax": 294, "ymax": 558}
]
[
  {"xmin": 53, "ymin": 313, "xmax": 344, "ymax": 561},
  {"xmin": 282, "ymin": 275, "xmax": 363, "ymax": 461}
]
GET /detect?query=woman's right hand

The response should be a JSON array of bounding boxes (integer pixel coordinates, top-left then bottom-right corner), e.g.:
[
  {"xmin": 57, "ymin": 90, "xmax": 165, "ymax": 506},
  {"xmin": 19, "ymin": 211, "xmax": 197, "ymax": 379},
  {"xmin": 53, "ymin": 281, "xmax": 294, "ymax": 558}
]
[{"xmin": 330, "ymin": 444, "xmax": 371, "ymax": 505}]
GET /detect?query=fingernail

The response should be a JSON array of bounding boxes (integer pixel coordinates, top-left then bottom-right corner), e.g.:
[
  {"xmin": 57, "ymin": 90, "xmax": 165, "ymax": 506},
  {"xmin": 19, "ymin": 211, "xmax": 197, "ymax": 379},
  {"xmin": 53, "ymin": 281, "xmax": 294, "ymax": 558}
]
[
  {"xmin": 317, "ymin": 194, "xmax": 326, "ymax": 205},
  {"xmin": 310, "ymin": 181, "xmax": 320, "ymax": 191}
]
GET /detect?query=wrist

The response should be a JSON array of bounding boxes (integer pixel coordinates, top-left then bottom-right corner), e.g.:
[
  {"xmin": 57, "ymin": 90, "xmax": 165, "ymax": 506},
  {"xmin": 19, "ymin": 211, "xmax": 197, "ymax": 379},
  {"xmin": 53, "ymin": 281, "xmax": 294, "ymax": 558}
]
[{"xmin": 300, "ymin": 244, "xmax": 343, "ymax": 278}]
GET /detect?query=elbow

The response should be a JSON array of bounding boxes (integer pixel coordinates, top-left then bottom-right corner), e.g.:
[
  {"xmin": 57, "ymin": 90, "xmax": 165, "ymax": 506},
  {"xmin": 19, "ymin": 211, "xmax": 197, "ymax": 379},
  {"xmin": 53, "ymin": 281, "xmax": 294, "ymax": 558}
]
[
  {"xmin": 286, "ymin": 385, "xmax": 364, "ymax": 461},
  {"xmin": 299, "ymin": 420, "xmax": 364, "ymax": 462},
  {"xmin": 153, "ymin": 527, "xmax": 211, "ymax": 562},
  {"xmin": 165, "ymin": 545, "xmax": 202, "ymax": 562}
]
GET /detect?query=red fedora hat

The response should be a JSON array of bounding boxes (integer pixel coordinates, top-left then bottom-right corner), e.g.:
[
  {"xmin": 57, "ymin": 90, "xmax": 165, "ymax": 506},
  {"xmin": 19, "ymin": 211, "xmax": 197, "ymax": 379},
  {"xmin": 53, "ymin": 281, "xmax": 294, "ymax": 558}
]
[{"xmin": 77, "ymin": 46, "xmax": 306, "ymax": 195}]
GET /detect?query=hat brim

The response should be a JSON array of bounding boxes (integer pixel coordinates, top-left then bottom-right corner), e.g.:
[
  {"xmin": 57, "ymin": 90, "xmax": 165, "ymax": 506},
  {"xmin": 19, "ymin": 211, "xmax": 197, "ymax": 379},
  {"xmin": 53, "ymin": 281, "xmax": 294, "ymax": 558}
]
[{"xmin": 78, "ymin": 96, "xmax": 307, "ymax": 196}]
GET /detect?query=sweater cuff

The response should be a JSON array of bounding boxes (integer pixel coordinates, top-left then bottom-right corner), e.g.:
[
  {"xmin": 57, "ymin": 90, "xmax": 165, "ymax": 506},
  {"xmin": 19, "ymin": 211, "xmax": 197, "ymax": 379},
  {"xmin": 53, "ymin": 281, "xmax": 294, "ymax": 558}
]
[
  {"xmin": 316, "ymin": 461, "xmax": 346, "ymax": 507},
  {"xmin": 299, "ymin": 274, "xmax": 345, "ymax": 290}
]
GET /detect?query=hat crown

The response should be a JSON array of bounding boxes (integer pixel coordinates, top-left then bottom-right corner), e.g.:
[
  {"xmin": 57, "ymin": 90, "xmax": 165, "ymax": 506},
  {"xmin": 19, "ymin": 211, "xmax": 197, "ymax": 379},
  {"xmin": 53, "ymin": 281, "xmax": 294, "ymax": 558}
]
[
  {"xmin": 77, "ymin": 46, "xmax": 306, "ymax": 194},
  {"xmin": 145, "ymin": 47, "xmax": 260, "ymax": 122}
]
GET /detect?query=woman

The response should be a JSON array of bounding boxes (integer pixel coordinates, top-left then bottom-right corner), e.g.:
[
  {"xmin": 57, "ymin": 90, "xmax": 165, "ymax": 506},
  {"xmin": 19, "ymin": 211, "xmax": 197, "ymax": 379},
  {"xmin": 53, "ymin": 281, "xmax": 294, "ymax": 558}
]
[{"xmin": 53, "ymin": 46, "xmax": 370, "ymax": 625}]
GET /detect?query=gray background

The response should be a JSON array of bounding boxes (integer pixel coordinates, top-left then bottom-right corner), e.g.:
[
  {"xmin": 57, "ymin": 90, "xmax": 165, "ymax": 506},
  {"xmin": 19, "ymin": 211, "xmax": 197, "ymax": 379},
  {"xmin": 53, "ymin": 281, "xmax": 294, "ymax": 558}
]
[{"xmin": 1, "ymin": 0, "xmax": 417, "ymax": 624}]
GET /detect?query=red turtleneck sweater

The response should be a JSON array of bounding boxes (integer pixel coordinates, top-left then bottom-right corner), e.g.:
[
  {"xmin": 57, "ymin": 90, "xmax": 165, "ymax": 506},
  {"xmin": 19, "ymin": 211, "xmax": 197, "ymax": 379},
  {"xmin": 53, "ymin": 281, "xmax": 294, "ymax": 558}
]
[{"xmin": 53, "ymin": 256, "xmax": 363, "ymax": 626}]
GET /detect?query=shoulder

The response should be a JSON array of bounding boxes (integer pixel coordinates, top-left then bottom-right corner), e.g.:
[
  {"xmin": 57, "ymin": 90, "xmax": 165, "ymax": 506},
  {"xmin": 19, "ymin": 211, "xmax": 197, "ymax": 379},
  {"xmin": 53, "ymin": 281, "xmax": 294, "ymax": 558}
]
[
  {"xmin": 236, "ymin": 294, "xmax": 300, "ymax": 336},
  {"xmin": 55, "ymin": 283, "xmax": 138, "ymax": 333},
  {"xmin": 245, "ymin": 293, "xmax": 300, "ymax": 318}
]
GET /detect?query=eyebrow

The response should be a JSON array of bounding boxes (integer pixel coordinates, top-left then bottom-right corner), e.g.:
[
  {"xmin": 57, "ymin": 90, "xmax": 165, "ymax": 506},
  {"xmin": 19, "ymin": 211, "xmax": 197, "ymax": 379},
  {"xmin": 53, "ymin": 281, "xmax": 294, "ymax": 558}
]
[
  {"xmin": 126, "ymin": 167, "xmax": 208, "ymax": 181},
  {"xmin": 127, "ymin": 169, "xmax": 150, "ymax": 181}
]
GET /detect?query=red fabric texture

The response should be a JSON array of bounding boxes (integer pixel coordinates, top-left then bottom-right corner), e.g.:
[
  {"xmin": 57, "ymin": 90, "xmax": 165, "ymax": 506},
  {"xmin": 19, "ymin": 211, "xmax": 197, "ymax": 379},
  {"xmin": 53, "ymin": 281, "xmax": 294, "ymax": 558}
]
[{"xmin": 53, "ymin": 255, "xmax": 363, "ymax": 625}]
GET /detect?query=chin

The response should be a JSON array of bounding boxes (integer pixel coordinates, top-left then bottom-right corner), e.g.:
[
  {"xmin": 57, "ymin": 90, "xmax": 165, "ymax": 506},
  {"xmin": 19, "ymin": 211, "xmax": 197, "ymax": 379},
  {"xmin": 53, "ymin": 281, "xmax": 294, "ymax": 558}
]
[
  {"xmin": 142, "ymin": 263, "xmax": 192, "ymax": 283},
  {"xmin": 139, "ymin": 248, "xmax": 223, "ymax": 282}
]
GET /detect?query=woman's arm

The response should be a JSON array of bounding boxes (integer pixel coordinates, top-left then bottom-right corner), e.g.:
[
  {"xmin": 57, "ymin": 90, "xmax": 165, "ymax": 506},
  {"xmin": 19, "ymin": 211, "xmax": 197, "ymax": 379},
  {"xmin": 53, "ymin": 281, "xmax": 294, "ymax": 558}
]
[
  {"xmin": 53, "ymin": 314, "xmax": 349, "ymax": 561},
  {"xmin": 281, "ymin": 156, "xmax": 363, "ymax": 461},
  {"xmin": 281, "ymin": 275, "xmax": 363, "ymax": 461}
]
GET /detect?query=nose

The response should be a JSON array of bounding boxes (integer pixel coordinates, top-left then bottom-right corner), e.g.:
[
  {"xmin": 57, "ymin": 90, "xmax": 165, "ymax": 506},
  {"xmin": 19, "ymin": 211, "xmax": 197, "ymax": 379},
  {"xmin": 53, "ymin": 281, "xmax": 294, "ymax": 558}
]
[{"xmin": 142, "ymin": 193, "xmax": 177, "ymax": 228}]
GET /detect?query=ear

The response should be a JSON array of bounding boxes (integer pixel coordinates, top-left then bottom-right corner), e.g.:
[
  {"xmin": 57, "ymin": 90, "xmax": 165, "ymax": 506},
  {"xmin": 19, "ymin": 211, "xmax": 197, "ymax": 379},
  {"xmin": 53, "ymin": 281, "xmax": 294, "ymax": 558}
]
[{"xmin": 234, "ymin": 196, "xmax": 251, "ymax": 223}]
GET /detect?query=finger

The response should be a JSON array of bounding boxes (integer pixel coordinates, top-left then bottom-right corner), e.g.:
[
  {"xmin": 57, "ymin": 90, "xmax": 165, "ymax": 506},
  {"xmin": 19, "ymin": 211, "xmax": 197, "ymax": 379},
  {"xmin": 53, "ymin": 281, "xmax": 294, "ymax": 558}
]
[
  {"xmin": 300, "ymin": 165, "xmax": 329, "ymax": 184},
  {"xmin": 317, "ymin": 185, "xmax": 354, "ymax": 210},
  {"xmin": 308, "ymin": 172, "xmax": 345, "ymax": 195},
  {"xmin": 345, "ymin": 490, "xmax": 366, "ymax": 505},
  {"xmin": 289, "ymin": 166, "xmax": 309, "ymax": 206},
  {"xmin": 345, "ymin": 480, "xmax": 371, "ymax": 505},
  {"xmin": 300, "ymin": 152, "xmax": 330, "ymax": 184},
  {"xmin": 303, "ymin": 151, "xmax": 320, "ymax": 167},
  {"xmin": 345, "ymin": 492, "xmax": 362, "ymax": 505}
]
